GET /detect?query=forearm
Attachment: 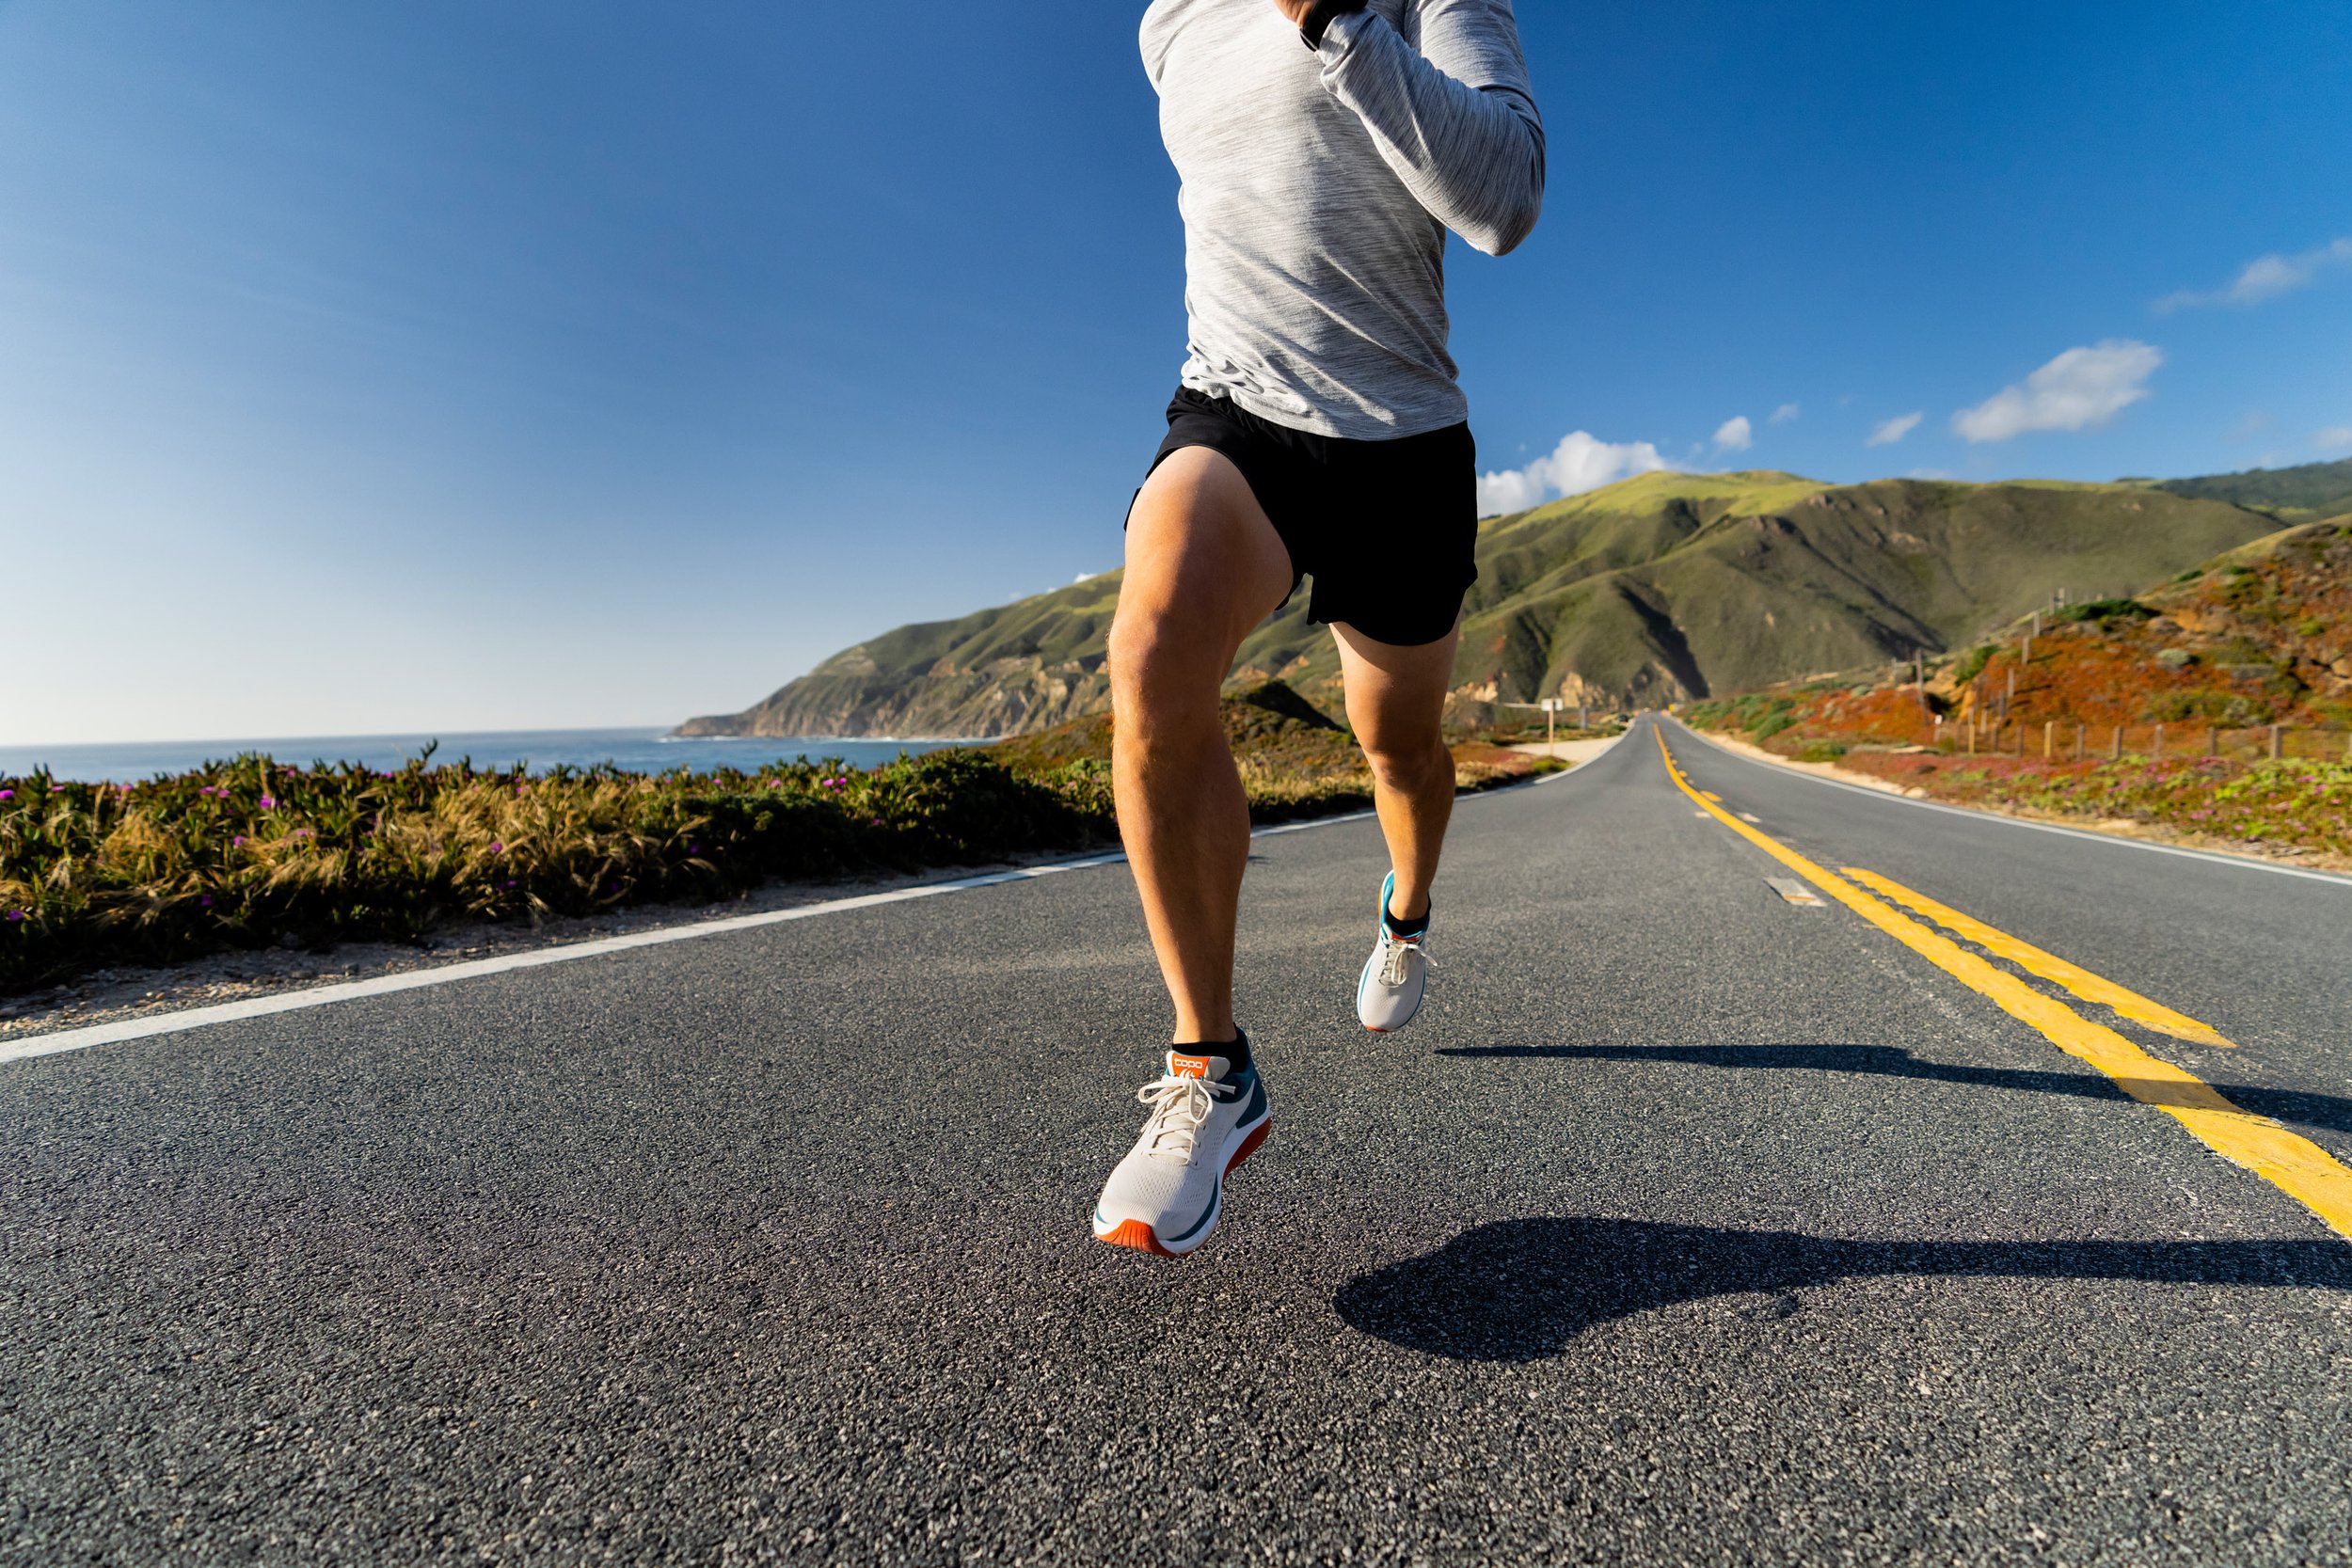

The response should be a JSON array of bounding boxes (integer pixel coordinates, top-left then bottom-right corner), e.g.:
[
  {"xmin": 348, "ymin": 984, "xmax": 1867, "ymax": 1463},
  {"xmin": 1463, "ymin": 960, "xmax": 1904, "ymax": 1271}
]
[{"xmin": 1313, "ymin": 4, "xmax": 1545, "ymax": 256}]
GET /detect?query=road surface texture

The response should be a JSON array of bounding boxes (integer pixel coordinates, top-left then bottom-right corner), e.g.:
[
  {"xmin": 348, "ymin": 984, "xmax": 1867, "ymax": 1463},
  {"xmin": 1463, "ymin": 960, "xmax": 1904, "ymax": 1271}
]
[{"xmin": 6, "ymin": 715, "xmax": 2349, "ymax": 1566}]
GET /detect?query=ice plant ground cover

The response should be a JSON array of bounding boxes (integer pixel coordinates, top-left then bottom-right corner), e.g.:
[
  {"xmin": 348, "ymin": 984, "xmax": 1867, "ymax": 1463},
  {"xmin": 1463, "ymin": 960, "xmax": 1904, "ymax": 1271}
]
[{"xmin": 0, "ymin": 682, "xmax": 1560, "ymax": 996}]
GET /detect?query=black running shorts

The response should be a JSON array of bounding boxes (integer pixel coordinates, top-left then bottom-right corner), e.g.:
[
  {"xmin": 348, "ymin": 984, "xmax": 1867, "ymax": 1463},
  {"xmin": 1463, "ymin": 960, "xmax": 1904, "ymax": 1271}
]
[{"xmin": 1138, "ymin": 387, "xmax": 1479, "ymax": 648}]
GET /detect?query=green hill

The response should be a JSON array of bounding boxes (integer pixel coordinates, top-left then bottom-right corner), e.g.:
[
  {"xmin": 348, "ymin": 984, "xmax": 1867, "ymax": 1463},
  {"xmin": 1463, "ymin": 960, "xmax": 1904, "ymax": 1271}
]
[
  {"xmin": 677, "ymin": 470, "xmax": 2280, "ymax": 736},
  {"xmin": 2147, "ymin": 457, "xmax": 2352, "ymax": 521}
]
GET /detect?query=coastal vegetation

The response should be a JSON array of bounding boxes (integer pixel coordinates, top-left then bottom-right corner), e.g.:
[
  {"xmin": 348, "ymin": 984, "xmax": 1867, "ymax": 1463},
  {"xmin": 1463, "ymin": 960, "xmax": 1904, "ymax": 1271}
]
[
  {"xmin": 0, "ymin": 746, "xmax": 1103, "ymax": 995},
  {"xmin": 0, "ymin": 683, "xmax": 1558, "ymax": 996}
]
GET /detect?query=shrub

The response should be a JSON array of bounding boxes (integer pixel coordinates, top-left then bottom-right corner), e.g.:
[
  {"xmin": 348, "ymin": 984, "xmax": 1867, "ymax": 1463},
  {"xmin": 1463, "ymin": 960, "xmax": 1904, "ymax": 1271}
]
[
  {"xmin": 2049, "ymin": 598, "xmax": 2153, "ymax": 630},
  {"xmin": 1950, "ymin": 643, "xmax": 1999, "ymax": 686}
]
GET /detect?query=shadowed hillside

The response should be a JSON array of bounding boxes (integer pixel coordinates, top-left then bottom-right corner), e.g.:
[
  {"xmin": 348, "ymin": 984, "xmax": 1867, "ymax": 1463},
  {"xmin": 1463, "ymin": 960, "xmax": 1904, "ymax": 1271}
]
[{"xmin": 679, "ymin": 470, "xmax": 2280, "ymax": 737}]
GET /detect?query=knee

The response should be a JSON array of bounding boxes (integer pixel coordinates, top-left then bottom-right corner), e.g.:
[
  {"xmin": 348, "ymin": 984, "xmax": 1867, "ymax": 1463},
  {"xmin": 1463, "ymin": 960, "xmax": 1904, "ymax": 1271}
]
[
  {"xmin": 1108, "ymin": 608, "xmax": 1220, "ymax": 732},
  {"xmin": 1360, "ymin": 733, "xmax": 1451, "ymax": 793}
]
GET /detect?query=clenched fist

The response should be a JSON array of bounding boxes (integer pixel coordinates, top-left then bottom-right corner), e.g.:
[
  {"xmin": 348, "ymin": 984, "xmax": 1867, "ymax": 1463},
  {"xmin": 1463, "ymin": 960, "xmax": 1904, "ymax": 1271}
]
[{"xmin": 1274, "ymin": 0, "xmax": 1369, "ymax": 41}]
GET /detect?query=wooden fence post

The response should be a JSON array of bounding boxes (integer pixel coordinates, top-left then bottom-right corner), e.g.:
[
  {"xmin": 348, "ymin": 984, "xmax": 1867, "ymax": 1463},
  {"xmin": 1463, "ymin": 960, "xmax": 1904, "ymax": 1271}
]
[
  {"xmin": 2270, "ymin": 724, "xmax": 2283, "ymax": 761},
  {"xmin": 2074, "ymin": 723, "xmax": 2085, "ymax": 762},
  {"xmin": 2153, "ymin": 723, "xmax": 2164, "ymax": 760},
  {"xmin": 2208, "ymin": 728, "xmax": 2218, "ymax": 757},
  {"xmin": 2112, "ymin": 725, "xmax": 2123, "ymax": 760},
  {"xmin": 2043, "ymin": 720, "xmax": 2054, "ymax": 760}
]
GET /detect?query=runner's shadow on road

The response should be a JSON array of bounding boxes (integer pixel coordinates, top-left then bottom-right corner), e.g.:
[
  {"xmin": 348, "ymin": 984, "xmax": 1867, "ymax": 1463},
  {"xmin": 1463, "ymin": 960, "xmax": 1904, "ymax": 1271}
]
[
  {"xmin": 1438, "ymin": 1043, "xmax": 2352, "ymax": 1137},
  {"xmin": 1334, "ymin": 1216, "xmax": 2352, "ymax": 1362}
]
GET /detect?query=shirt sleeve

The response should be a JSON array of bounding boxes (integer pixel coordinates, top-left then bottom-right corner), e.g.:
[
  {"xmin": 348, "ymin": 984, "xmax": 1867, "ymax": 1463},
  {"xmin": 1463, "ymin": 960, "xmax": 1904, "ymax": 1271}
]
[{"xmin": 1315, "ymin": 0, "xmax": 1546, "ymax": 257}]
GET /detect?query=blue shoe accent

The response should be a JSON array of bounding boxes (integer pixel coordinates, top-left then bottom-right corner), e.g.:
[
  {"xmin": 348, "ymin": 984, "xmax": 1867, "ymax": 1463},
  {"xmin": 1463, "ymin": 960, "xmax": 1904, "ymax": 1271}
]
[{"xmin": 1359, "ymin": 872, "xmax": 1397, "ymax": 1019}]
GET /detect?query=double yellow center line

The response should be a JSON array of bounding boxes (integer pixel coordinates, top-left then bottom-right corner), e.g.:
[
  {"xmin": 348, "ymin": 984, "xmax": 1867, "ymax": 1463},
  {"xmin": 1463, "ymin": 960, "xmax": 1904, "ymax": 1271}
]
[{"xmin": 1655, "ymin": 726, "xmax": 2352, "ymax": 1242}]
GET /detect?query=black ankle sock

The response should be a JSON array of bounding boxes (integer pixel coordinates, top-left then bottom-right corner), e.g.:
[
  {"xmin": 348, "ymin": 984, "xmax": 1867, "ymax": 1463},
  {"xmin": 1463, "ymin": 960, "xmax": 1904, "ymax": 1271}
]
[
  {"xmin": 1174, "ymin": 1027, "xmax": 1250, "ymax": 1074},
  {"xmin": 1383, "ymin": 899, "xmax": 1431, "ymax": 939}
]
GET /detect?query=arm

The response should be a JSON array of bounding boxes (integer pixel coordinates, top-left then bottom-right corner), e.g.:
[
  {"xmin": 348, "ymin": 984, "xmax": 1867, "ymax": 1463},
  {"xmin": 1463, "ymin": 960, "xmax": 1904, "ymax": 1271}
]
[{"xmin": 1298, "ymin": 0, "xmax": 1546, "ymax": 257}]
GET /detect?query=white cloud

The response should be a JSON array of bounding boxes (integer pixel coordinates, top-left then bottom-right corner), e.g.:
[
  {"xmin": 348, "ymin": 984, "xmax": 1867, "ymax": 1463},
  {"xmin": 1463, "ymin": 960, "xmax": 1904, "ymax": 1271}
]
[
  {"xmin": 1477, "ymin": 431, "xmax": 1669, "ymax": 515},
  {"xmin": 2156, "ymin": 237, "xmax": 2352, "ymax": 312},
  {"xmin": 1712, "ymin": 415, "xmax": 1753, "ymax": 452},
  {"xmin": 1951, "ymin": 341, "xmax": 2162, "ymax": 443},
  {"xmin": 1769, "ymin": 403, "xmax": 1801, "ymax": 424},
  {"xmin": 1866, "ymin": 411, "xmax": 1923, "ymax": 448},
  {"xmin": 2316, "ymin": 426, "xmax": 2352, "ymax": 457}
]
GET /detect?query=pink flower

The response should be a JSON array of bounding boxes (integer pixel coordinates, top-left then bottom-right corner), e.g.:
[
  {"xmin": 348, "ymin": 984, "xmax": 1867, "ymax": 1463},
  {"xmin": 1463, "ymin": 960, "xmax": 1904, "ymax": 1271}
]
[
  {"xmin": 4, "ymin": 911, "xmax": 23, "ymax": 923},
  {"xmin": 232, "ymin": 835, "xmax": 246, "ymax": 847},
  {"xmin": 488, "ymin": 841, "xmax": 504, "ymax": 854},
  {"xmin": 0, "ymin": 789, "xmax": 12, "ymax": 800},
  {"xmin": 259, "ymin": 795, "xmax": 277, "ymax": 810}
]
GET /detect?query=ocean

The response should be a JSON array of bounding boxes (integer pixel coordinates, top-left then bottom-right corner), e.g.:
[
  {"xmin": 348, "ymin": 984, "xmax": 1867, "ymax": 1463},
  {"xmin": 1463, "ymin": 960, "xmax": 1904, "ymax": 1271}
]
[{"xmin": 0, "ymin": 728, "xmax": 974, "ymax": 784}]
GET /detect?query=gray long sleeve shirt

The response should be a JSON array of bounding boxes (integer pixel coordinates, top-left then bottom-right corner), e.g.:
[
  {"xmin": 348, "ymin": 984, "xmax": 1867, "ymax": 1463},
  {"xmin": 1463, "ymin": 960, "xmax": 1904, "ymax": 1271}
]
[{"xmin": 1139, "ymin": 0, "xmax": 1544, "ymax": 440}]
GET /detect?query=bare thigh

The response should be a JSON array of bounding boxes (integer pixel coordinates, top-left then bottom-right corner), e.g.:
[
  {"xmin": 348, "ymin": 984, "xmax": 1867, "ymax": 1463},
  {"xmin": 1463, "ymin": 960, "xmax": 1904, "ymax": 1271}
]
[
  {"xmin": 1331, "ymin": 618, "xmax": 1461, "ymax": 753},
  {"xmin": 1113, "ymin": 448, "xmax": 1296, "ymax": 693}
]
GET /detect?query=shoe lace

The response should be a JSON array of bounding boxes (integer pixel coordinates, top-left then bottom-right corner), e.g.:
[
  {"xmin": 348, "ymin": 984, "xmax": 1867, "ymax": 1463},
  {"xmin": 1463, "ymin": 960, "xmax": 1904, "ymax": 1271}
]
[
  {"xmin": 1376, "ymin": 927, "xmax": 1431, "ymax": 988},
  {"xmin": 1135, "ymin": 1070, "xmax": 1237, "ymax": 1163}
]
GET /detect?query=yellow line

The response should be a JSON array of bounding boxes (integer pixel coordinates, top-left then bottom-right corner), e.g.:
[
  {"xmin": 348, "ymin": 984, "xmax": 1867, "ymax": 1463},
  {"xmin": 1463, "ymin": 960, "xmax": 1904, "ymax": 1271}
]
[
  {"xmin": 1650, "ymin": 726, "xmax": 2352, "ymax": 1242},
  {"xmin": 1841, "ymin": 866, "xmax": 2233, "ymax": 1047}
]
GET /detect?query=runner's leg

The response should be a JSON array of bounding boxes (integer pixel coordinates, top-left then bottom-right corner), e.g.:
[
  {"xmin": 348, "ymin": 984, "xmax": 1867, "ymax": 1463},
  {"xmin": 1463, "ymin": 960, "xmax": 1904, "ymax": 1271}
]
[
  {"xmin": 1331, "ymin": 618, "xmax": 1462, "ymax": 922},
  {"xmin": 1110, "ymin": 446, "xmax": 1295, "ymax": 1043}
]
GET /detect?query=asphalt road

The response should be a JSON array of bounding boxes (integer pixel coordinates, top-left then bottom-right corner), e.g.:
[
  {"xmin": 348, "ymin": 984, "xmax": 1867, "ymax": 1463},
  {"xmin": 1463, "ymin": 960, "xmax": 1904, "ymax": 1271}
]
[{"xmin": 6, "ymin": 715, "xmax": 2350, "ymax": 1566}]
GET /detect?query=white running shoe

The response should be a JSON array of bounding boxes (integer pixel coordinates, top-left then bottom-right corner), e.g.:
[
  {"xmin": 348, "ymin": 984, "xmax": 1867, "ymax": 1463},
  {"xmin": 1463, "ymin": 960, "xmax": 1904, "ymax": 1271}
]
[
  {"xmin": 1092, "ymin": 1047, "xmax": 1271, "ymax": 1258},
  {"xmin": 1357, "ymin": 871, "xmax": 1430, "ymax": 1033}
]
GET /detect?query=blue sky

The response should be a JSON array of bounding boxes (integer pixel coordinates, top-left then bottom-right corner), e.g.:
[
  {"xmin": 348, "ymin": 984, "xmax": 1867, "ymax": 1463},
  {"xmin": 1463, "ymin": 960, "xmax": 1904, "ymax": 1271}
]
[{"xmin": 3, "ymin": 0, "xmax": 2346, "ymax": 744}]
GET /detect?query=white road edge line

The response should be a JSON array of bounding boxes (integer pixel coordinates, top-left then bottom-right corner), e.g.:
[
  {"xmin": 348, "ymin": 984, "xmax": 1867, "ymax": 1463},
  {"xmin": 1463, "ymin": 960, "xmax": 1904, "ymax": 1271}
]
[
  {"xmin": 1665, "ymin": 718, "xmax": 2352, "ymax": 888},
  {"xmin": 3, "ymin": 732, "xmax": 1623, "ymax": 1065}
]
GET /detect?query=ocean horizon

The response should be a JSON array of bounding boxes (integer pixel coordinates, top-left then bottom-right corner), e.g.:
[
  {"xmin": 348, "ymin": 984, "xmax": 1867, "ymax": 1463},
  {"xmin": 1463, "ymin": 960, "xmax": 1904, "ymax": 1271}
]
[{"xmin": 0, "ymin": 727, "xmax": 974, "ymax": 784}]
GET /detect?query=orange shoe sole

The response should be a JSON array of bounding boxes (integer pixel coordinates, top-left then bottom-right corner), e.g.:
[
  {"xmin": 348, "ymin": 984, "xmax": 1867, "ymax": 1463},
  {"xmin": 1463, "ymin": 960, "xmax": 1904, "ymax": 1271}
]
[{"xmin": 1095, "ymin": 1218, "xmax": 1179, "ymax": 1256}]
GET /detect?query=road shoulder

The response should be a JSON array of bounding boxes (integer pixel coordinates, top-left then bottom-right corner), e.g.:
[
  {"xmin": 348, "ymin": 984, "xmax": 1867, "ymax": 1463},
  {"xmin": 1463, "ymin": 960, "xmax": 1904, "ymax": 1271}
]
[{"xmin": 1674, "ymin": 720, "xmax": 2352, "ymax": 878}]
